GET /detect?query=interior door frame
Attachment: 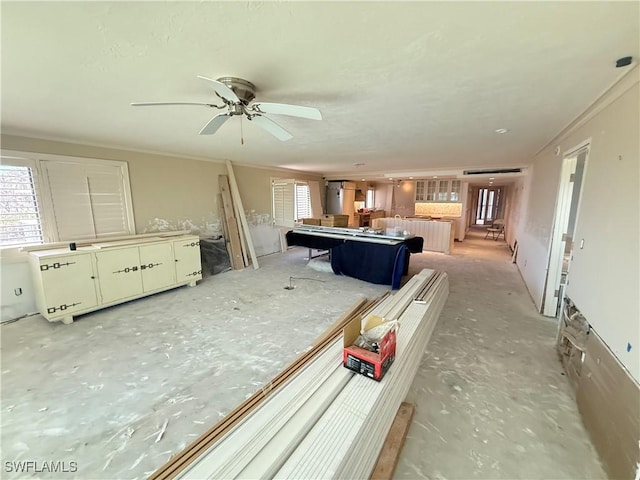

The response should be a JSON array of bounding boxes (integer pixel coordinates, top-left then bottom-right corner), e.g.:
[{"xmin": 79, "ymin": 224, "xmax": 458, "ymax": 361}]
[{"xmin": 541, "ymin": 139, "xmax": 590, "ymax": 317}]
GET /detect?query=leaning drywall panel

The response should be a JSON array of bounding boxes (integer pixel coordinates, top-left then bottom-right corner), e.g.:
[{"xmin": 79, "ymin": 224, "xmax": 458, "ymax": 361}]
[
  {"xmin": 504, "ymin": 177, "xmax": 525, "ymax": 249},
  {"xmin": 515, "ymin": 153, "xmax": 562, "ymax": 312},
  {"xmin": 564, "ymin": 82, "xmax": 640, "ymax": 381}
]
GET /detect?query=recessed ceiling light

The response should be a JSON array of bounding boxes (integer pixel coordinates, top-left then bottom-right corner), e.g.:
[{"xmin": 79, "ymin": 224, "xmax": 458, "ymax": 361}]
[
  {"xmin": 361, "ymin": 178, "xmax": 365, "ymax": 181},
  {"xmin": 433, "ymin": 176, "xmax": 438, "ymax": 179},
  {"xmin": 389, "ymin": 177, "xmax": 393, "ymax": 180},
  {"xmin": 489, "ymin": 177, "xmax": 495, "ymax": 180},
  {"xmin": 354, "ymin": 162, "xmax": 365, "ymax": 167},
  {"xmin": 495, "ymin": 128, "xmax": 509, "ymax": 134},
  {"xmin": 409, "ymin": 176, "xmax": 414, "ymax": 179}
]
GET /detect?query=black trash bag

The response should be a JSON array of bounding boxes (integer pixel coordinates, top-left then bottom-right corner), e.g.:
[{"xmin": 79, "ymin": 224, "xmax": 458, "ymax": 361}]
[{"xmin": 199, "ymin": 236, "xmax": 231, "ymax": 276}]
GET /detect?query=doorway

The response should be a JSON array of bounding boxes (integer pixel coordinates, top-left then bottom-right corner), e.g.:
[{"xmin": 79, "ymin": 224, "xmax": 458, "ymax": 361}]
[
  {"xmin": 474, "ymin": 187, "xmax": 501, "ymax": 225},
  {"xmin": 541, "ymin": 145, "xmax": 589, "ymax": 317}
]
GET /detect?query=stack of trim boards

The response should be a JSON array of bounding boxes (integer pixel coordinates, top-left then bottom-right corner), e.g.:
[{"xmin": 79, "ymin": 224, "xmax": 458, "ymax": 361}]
[{"xmin": 171, "ymin": 269, "xmax": 448, "ymax": 479}]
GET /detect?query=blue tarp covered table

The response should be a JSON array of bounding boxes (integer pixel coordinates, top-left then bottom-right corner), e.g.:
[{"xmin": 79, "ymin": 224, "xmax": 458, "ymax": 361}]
[{"xmin": 285, "ymin": 231, "xmax": 423, "ymax": 289}]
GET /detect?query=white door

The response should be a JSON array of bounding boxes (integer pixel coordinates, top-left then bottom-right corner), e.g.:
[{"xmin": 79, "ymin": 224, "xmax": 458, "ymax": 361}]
[
  {"xmin": 173, "ymin": 238, "xmax": 202, "ymax": 283},
  {"xmin": 40, "ymin": 254, "xmax": 98, "ymax": 317},
  {"xmin": 95, "ymin": 247, "xmax": 143, "ymax": 303},
  {"xmin": 139, "ymin": 243, "xmax": 175, "ymax": 292},
  {"xmin": 542, "ymin": 146, "xmax": 588, "ymax": 317}
]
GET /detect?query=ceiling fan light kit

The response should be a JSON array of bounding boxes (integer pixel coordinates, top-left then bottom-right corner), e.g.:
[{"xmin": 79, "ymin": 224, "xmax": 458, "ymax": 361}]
[{"xmin": 131, "ymin": 76, "xmax": 322, "ymax": 141}]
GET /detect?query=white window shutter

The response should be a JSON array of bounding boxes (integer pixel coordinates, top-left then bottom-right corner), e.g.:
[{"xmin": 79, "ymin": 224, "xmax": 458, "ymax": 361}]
[
  {"xmin": 42, "ymin": 161, "xmax": 95, "ymax": 240},
  {"xmin": 86, "ymin": 165, "xmax": 129, "ymax": 236},
  {"xmin": 42, "ymin": 160, "xmax": 133, "ymax": 241},
  {"xmin": 272, "ymin": 179, "xmax": 295, "ymax": 228}
]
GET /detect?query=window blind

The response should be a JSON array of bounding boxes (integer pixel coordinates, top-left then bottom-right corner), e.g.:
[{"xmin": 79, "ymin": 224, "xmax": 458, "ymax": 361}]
[
  {"xmin": 0, "ymin": 165, "xmax": 44, "ymax": 246},
  {"xmin": 295, "ymin": 183, "xmax": 311, "ymax": 220}
]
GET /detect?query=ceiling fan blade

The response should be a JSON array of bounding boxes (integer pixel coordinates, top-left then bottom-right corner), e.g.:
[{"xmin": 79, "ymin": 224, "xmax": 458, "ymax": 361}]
[
  {"xmin": 197, "ymin": 76, "xmax": 240, "ymax": 104},
  {"xmin": 131, "ymin": 102, "xmax": 222, "ymax": 107},
  {"xmin": 199, "ymin": 113, "xmax": 232, "ymax": 135},
  {"xmin": 249, "ymin": 115, "xmax": 293, "ymax": 141},
  {"xmin": 251, "ymin": 102, "xmax": 322, "ymax": 120}
]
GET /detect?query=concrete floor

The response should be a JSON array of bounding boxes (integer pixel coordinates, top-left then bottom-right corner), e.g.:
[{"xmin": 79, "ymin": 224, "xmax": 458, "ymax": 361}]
[
  {"xmin": 0, "ymin": 229, "xmax": 604, "ymax": 479},
  {"xmin": 396, "ymin": 229, "xmax": 604, "ymax": 479}
]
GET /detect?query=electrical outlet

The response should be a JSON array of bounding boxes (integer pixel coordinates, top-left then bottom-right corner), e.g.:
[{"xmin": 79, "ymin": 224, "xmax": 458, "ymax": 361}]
[{"xmin": 14, "ymin": 288, "xmax": 22, "ymax": 296}]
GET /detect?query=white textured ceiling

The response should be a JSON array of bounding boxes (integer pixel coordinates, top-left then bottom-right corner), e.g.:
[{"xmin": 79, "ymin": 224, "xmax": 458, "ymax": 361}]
[{"xmin": 1, "ymin": 2, "xmax": 638, "ymax": 178}]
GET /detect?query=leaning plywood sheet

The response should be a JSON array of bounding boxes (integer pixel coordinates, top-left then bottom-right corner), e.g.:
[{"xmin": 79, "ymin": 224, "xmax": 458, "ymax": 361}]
[
  {"xmin": 218, "ymin": 175, "xmax": 245, "ymax": 270},
  {"xmin": 225, "ymin": 160, "xmax": 258, "ymax": 269}
]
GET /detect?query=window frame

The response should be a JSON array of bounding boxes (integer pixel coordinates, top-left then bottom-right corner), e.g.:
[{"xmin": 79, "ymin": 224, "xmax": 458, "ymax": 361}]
[{"xmin": 1, "ymin": 150, "xmax": 135, "ymax": 248}]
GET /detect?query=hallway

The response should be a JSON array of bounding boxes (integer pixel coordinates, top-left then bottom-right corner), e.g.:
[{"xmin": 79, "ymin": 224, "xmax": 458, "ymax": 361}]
[{"xmin": 397, "ymin": 229, "xmax": 604, "ymax": 478}]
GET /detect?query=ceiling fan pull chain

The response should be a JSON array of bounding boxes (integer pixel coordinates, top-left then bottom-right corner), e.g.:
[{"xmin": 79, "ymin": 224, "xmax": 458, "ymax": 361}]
[{"xmin": 240, "ymin": 115, "xmax": 244, "ymax": 145}]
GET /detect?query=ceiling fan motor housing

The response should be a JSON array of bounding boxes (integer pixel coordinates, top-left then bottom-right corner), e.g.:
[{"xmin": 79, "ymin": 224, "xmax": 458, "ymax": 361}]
[{"xmin": 217, "ymin": 77, "xmax": 256, "ymax": 105}]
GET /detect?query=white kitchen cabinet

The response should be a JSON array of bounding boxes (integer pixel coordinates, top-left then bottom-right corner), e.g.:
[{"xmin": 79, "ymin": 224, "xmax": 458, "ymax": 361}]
[
  {"xmin": 416, "ymin": 179, "xmax": 462, "ymax": 202},
  {"xmin": 28, "ymin": 234, "xmax": 202, "ymax": 324}
]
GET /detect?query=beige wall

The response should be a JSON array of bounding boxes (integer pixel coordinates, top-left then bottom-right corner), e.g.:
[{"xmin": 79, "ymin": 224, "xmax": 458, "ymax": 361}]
[
  {"xmin": 503, "ymin": 178, "xmax": 526, "ymax": 249},
  {"xmin": 0, "ymin": 135, "xmax": 322, "ymax": 320},
  {"xmin": 391, "ymin": 181, "xmax": 416, "ymax": 217},
  {"xmin": 1, "ymin": 134, "xmax": 227, "ymax": 235},
  {"xmin": 233, "ymin": 163, "xmax": 323, "ymax": 218},
  {"xmin": 515, "ymin": 70, "xmax": 639, "ymax": 381}
]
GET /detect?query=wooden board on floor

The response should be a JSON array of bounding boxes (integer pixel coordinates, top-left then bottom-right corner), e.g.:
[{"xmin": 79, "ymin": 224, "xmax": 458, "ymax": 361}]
[
  {"xmin": 370, "ymin": 402, "xmax": 415, "ymax": 480},
  {"xmin": 217, "ymin": 193, "xmax": 234, "ymax": 265},
  {"xmin": 218, "ymin": 175, "xmax": 245, "ymax": 270}
]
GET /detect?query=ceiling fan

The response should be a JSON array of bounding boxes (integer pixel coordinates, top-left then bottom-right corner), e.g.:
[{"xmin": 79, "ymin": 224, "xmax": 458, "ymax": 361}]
[{"xmin": 131, "ymin": 76, "xmax": 322, "ymax": 141}]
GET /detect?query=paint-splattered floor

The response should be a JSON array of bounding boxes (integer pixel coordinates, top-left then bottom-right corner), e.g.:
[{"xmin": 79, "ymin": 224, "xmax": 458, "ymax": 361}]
[
  {"xmin": 0, "ymin": 230, "xmax": 604, "ymax": 479},
  {"xmin": 397, "ymin": 229, "xmax": 605, "ymax": 479},
  {"xmin": 1, "ymin": 250, "xmax": 387, "ymax": 479}
]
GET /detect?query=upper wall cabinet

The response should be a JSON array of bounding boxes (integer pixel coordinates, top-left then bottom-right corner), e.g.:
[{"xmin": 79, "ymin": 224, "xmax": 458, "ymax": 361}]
[{"xmin": 415, "ymin": 180, "xmax": 462, "ymax": 202}]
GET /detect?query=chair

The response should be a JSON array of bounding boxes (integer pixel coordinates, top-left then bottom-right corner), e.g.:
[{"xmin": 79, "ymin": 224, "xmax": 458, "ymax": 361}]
[{"xmin": 484, "ymin": 219, "xmax": 505, "ymax": 240}]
